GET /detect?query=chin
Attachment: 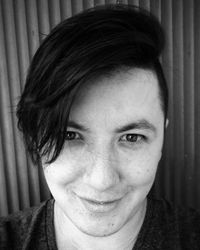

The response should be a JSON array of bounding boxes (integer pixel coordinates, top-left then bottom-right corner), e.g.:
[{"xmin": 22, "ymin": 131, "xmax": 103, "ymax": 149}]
[{"xmin": 70, "ymin": 211, "xmax": 126, "ymax": 237}]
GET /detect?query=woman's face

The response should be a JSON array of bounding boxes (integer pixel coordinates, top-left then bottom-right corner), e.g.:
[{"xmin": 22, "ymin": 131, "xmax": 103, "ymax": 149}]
[{"xmin": 43, "ymin": 68, "xmax": 165, "ymax": 237}]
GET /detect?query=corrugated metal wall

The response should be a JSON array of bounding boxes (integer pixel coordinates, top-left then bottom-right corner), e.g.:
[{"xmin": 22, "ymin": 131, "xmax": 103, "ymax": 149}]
[{"xmin": 0, "ymin": 0, "xmax": 199, "ymax": 216}]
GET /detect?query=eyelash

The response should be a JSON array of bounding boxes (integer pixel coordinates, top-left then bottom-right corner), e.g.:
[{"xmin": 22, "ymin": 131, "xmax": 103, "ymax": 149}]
[
  {"xmin": 65, "ymin": 131, "xmax": 82, "ymax": 141},
  {"xmin": 65, "ymin": 131, "xmax": 146, "ymax": 144},
  {"xmin": 119, "ymin": 134, "xmax": 146, "ymax": 144}
]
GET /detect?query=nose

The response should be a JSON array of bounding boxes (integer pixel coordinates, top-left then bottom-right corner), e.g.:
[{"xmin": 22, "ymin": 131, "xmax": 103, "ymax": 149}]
[{"xmin": 83, "ymin": 150, "xmax": 120, "ymax": 191}]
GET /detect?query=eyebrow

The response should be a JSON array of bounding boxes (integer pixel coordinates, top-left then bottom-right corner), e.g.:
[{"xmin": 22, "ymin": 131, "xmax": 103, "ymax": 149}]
[
  {"xmin": 67, "ymin": 119, "xmax": 157, "ymax": 134},
  {"xmin": 115, "ymin": 119, "xmax": 157, "ymax": 134},
  {"xmin": 67, "ymin": 120, "xmax": 89, "ymax": 132}
]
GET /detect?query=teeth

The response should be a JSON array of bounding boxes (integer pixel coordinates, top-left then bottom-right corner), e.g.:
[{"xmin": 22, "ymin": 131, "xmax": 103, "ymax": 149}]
[
  {"xmin": 82, "ymin": 197, "xmax": 117, "ymax": 205},
  {"xmin": 91, "ymin": 200, "xmax": 107, "ymax": 205}
]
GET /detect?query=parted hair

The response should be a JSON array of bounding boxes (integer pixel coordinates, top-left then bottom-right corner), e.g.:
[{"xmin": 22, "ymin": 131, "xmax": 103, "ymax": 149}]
[{"xmin": 17, "ymin": 4, "xmax": 168, "ymax": 165}]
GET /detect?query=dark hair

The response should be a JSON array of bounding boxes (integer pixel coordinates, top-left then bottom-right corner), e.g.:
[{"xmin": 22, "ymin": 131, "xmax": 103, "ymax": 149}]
[{"xmin": 17, "ymin": 4, "xmax": 168, "ymax": 165}]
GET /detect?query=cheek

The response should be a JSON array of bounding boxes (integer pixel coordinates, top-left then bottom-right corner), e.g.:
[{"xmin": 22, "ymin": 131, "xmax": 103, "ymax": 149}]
[
  {"xmin": 43, "ymin": 156, "xmax": 78, "ymax": 186},
  {"xmin": 43, "ymin": 147, "xmax": 93, "ymax": 185},
  {"xmin": 120, "ymin": 148, "xmax": 161, "ymax": 186}
]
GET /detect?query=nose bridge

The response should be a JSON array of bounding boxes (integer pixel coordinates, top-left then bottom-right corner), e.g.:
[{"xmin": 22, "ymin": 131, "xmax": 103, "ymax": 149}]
[{"xmin": 84, "ymin": 142, "xmax": 120, "ymax": 191}]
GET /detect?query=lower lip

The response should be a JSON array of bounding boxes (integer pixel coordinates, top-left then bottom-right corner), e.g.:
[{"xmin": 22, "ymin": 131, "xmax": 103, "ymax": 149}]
[{"xmin": 79, "ymin": 198, "xmax": 120, "ymax": 213}]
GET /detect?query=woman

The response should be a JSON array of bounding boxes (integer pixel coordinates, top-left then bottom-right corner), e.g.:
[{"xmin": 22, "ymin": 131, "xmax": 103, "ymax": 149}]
[{"xmin": 1, "ymin": 4, "xmax": 200, "ymax": 250}]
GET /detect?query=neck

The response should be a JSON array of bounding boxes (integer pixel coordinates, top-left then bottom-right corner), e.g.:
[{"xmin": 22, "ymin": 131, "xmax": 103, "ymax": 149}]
[{"xmin": 54, "ymin": 200, "xmax": 147, "ymax": 250}]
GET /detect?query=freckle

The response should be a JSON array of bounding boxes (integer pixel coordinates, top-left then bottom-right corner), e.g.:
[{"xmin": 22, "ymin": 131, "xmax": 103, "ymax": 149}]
[{"xmin": 108, "ymin": 222, "xmax": 115, "ymax": 227}]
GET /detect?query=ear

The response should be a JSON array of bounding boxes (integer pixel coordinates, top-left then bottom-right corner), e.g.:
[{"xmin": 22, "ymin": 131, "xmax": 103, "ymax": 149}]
[{"xmin": 165, "ymin": 118, "xmax": 169, "ymax": 129}]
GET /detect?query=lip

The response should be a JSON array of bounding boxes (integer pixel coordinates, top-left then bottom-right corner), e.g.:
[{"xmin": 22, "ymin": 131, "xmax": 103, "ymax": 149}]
[{"xmin": 78, "ymin": 196, "xmax": 121, "ymax": 213}]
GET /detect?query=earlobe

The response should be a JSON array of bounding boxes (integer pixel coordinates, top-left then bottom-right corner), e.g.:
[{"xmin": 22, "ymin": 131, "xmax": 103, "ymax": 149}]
[{"xmin": 165, "ymin": 118, "xmax": 169, "ymax": 129}]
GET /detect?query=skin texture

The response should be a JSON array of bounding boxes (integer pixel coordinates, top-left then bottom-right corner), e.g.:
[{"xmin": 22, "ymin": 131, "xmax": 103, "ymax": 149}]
[{"xmin": 43, "ymin": 68, "xmax": 165, "ymax": 249}]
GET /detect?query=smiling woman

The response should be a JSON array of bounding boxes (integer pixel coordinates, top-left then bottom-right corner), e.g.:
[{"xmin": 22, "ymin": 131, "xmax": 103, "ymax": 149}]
[
  {"xmin": 43, "ymin": 68, "xmax": 163, "ymax": 243},
  {"xmin": 0, "ymin": 3, "xmax": 200, "ymax": 250}
]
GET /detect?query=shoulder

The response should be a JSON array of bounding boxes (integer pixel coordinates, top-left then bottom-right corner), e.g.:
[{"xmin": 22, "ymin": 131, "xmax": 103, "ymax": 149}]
[
  {"xmin": 0, "ymin": 199, "xmax": 48, "ymax": 227},
  {"xmin": 0, "ymin": 199, "xmax": 54, "ymax": 250},
  {"xmin": 151, "ymin": 198, "xmax": 200, "ymax": 229},
  {"xmin": 148, "ymin": 198, "xmax": 200, "ymax": 249}
]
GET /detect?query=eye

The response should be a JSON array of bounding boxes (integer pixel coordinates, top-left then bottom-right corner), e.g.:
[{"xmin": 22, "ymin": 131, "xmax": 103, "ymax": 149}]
[
  {"xmin": 120, "ymin": 134, "xmax": 145, "ymax": 143},
  {"xmin": 65, "ymin": 131, "xmax": 81, "ymax": 140}
]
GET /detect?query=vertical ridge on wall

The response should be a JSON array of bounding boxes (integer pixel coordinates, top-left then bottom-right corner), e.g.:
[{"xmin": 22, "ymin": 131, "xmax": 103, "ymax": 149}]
[
  {"xmin": 60, "ymin": 0, "xmax": 72, "ymax": 19},
  {"xmin": 172, "ymin": 0, "xmax": 184, "ymax": 206},
  {"xmin": 0, "ymin": 129, "xmax": 8, "ymax": 216},
  {"xmin": 0, "ymin": 0, "xmax": 20, "ymax": 214},
  {"xmin": 183, "ymin": 0, "xmax": 195, "ymax": 207},
  {"xmin": 150, "ymin": 0, "xmax": 161, "ymax": 22},
  {"xmin": 72, "ymin": 0, "xmax": 83, "ymax": 15},
  {"xmin": 0, "ymin": 0, "xmax": 200, "ymax": 216},
  {"xmin": 160, "ymin": 0, "xmax": 174, "ymax": 200},
  {"xmin": 13, "ymin": 0, "xmax": 30, "ymax": 89},
  {"xmin": 3, "ymin": 0, "xmax": 30, "ymax": 210},
  {"xmin": 37, "ymin": 0, "xmax": 50, "ymax": 42},
  {"xmin": 194, "ymin": 0, "xmax": 200, "ymax": 209},
  {"xmin": 49, "ymin": 0, "xmax": 61, "ymax": 28},
  {"xmin": 24, "ymin": 0, "xmax": 41, "ymax": 206}
]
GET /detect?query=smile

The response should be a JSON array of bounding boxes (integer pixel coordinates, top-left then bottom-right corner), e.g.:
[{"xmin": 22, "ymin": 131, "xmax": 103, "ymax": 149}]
[{"xmin": 78, "ymin": 196, "xmax": 121, "ymax": 213}]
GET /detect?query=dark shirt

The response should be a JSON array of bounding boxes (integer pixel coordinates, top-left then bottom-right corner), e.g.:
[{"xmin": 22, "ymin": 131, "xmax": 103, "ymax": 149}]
[{"xmin": 0, "ymin": 198, "xmax": 200, "ymax": 250}]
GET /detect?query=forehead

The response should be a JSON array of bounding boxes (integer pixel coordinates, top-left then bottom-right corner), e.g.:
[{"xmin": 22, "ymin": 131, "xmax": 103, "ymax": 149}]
[{"xmin": 70, "ymin": 68, "xmax": 164, "ymax": 128}]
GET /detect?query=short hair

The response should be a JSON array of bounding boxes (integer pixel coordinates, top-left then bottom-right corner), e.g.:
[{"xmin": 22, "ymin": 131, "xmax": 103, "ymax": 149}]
[{"xmin": 17, "ymin": 4, "xmax": 168, "ymax": 165}]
